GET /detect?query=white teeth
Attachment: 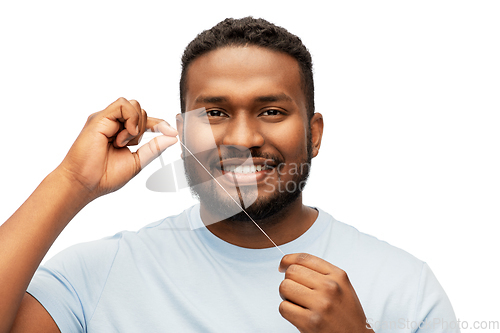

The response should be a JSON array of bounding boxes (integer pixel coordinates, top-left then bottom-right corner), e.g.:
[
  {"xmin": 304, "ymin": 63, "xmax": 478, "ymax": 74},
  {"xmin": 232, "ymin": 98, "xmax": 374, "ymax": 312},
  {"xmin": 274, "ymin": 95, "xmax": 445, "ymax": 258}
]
[{"xmin": 223, "ymin": 165, "xmax": 268, "ymax": 174}]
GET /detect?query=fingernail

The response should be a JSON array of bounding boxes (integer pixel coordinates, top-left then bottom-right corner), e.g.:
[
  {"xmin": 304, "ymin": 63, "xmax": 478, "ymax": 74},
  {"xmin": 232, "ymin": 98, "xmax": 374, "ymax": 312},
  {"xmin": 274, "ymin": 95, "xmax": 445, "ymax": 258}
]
[{"xmin": 162, "ymin": 121, "xmax": 178, "ymax": 133}]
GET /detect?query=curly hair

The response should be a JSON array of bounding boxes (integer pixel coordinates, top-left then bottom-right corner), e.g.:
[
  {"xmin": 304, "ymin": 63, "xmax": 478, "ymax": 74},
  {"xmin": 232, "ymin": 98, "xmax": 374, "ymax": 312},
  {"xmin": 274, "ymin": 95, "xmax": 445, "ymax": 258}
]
[{"xmin": 180, "ymin": 17, "xmax": 314, "ymax": 119}]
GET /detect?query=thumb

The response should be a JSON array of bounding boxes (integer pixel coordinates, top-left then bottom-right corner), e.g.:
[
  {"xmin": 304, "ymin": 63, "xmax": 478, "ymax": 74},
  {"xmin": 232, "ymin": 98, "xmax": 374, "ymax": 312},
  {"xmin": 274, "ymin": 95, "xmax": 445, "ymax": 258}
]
[{"xmin": 136, "ymin": 120, "xmax": 178, "ymax": 171}]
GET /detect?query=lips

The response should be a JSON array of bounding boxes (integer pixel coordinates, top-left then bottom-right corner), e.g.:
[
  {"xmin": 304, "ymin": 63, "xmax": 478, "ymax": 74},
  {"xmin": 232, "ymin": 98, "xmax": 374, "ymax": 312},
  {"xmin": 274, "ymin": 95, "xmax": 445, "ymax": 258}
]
[
  {"xmin": 222, "ymin": 164, "xmax": 272, "ymax": 174},
  {"xmin": 219, "ymin": 158, "xmax": 275, "ymax": 172},
  {"xmin": 216, "ymin": 158, "xmax": 277, "ymax": 185}
]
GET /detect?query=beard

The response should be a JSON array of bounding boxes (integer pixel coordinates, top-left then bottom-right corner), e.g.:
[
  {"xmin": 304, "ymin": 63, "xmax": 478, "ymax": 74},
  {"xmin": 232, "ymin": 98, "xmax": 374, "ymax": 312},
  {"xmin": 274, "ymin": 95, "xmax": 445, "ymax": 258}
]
[{"xmin": 183, "ymin": 137, "xmax": 312, "ymax": 224}]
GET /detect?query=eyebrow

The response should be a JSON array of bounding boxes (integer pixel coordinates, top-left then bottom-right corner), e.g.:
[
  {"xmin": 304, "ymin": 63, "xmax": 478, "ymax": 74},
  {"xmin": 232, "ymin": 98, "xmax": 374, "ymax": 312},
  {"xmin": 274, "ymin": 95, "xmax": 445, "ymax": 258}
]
[
  {"xmin": 194, "ymin": 96, "xmax": 228, "ymax": 104},
  {"xmin": 194, "ymin": 93, "xmax": 293, "ymax": 105},
  {"xmin": 254, "ymin": 93, "xmax": 293, "ymax": 103}
]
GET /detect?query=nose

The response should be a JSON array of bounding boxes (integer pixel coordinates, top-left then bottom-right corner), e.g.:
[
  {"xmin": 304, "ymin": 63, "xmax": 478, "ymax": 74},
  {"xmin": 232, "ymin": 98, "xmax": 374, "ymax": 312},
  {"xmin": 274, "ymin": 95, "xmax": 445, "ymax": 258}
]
[{"xmin": 221, "ymin": 116, "xmax": 264, "ymax": 149}]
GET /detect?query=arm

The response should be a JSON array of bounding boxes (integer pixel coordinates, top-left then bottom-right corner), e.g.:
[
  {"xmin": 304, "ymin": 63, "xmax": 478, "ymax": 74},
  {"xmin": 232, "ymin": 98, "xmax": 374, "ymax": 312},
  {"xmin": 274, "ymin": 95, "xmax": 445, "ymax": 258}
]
[
  {"xmin": 0, "ymin": 98, "xmax": 178, "ymax": 333},
  {"xmin": 278, "ymin": 253, "xmax": 375, "ymax": 333}
]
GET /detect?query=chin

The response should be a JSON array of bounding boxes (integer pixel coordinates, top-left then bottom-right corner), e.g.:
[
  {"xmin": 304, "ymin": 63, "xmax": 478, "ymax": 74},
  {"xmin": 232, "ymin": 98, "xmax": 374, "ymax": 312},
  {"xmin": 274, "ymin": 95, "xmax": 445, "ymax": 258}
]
[{"xmin": 203, "ymin": 185, "xmax": 304, "ymax": 225}]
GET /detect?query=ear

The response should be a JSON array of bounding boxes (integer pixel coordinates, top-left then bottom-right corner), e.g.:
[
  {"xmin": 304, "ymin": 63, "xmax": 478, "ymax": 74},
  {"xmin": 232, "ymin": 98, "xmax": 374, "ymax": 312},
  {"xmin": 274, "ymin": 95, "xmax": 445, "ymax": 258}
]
[
  {"xmin": 176, "ymin": 113, "xmax": 185, "ymax": 158},
  {"xmin": 309, "ymin": 113, "xmax": 324, "ymax": 158}
]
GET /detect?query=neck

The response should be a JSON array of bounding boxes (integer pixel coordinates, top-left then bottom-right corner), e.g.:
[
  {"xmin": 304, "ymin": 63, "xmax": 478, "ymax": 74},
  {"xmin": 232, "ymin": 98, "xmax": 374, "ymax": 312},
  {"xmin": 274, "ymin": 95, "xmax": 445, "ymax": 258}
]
[{"xmin": 200, "ymin": 195, "xmax": 318, "ymax": 249}]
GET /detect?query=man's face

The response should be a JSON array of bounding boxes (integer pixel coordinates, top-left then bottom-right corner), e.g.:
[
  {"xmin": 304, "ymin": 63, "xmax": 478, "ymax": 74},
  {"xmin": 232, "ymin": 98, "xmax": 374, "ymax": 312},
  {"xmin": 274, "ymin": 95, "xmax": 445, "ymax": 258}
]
[{"xmin": 179, "ymin": 46, "xmax": 319, "ymax": 223}]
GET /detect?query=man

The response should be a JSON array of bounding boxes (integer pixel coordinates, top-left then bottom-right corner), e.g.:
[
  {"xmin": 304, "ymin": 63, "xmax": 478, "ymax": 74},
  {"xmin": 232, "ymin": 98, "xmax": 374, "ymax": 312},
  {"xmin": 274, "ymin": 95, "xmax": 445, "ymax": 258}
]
[{"xmin": 1, "ymin": 17, "xmax": 457, "ymax": 332}]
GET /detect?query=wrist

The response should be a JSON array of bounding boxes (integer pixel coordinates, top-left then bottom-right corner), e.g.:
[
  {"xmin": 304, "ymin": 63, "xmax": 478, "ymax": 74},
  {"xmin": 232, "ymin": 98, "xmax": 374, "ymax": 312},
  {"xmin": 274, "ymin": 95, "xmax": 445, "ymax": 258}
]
[{"xmin": 50, "ymin": 166, "xmax": 96, "ymax": 206}]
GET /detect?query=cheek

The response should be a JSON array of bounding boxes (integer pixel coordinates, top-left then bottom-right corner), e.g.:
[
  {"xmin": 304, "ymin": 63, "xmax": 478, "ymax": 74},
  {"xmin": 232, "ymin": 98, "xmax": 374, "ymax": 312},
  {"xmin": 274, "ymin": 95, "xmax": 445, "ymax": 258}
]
[
  {"xmin": 184, "ymin": 123, "xmax": 218, "ymax": 154},
  {"xmin": 264, "ymin": 121, "xmax": 308, "ymax": 159}
]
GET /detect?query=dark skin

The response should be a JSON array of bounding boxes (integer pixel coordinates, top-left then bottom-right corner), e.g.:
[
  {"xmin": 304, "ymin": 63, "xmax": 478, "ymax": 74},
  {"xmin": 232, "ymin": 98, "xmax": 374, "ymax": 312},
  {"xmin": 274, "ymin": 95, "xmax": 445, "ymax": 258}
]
[
  {"xmin": 178, "ymin": 45, "xmax": 321, "ymax": 248},
  {"xmin": 178, "ymin": 46, "xmax": 374, "ymax": 332},
  {"xmin": 3, "ymin": 99, "xmax": 178, "ymax": 332},
  {"xmin": 2, "ymin": 46, "xmax": 372, "ymax": 332}
]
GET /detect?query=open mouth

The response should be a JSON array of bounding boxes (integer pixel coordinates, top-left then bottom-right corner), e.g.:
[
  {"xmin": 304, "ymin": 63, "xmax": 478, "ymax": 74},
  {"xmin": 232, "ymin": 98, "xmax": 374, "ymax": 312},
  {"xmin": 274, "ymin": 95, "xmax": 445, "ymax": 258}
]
[
  {"xmin": 222, "ymin": 164, "xmax": 273, "ymax": 174},
  {"xmin": 214, "ymin": 158, "xmax": 277, "ymax": 185},
  {"xmin": 219, "ymin": 158, "xmax": 276, "ymax": 173}
]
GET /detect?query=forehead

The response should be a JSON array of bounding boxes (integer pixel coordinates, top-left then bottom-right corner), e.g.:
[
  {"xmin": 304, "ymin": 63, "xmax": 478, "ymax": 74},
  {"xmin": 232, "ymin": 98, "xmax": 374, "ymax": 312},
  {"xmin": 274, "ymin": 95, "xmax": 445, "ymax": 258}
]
[{"xmin": 185, "ymin": 46, "xmax": 306, "ymax": 112}]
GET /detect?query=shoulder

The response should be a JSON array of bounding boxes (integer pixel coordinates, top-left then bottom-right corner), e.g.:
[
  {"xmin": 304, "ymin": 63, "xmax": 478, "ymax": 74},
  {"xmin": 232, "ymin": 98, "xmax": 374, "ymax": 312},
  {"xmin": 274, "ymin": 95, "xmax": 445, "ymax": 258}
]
[
  {"xmin": 27, "ymin": 208, "xmax": 196, "ymax": 331},
  {"xmin": 317, "ymin": 209, "xmax": 424, "ymax": 274},
  {"xmin": 317, "ymin": 209, "xmax": 457, "ymax": 324},
  {"xmin": 42, "ymin": 207, "xmax": 192, "ymax": 274},
  {"xmin": 316, "ymin": 209, "xmax": 425, "ymax": 302}
]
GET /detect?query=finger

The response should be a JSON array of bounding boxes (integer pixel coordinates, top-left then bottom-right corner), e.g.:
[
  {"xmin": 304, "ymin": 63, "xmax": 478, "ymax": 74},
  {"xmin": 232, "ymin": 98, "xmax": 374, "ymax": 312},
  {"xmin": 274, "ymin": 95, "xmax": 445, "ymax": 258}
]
[
  {"xmin": 279, "ymin": 300, "xmax": 312, "ymax": 330},
  {"xmin": 140, "ymin": 109, "xmax": 147, "ymax": 134},
  {"xmin": 92, "ymin": 98, "xmax": 142, "ymax": 148},
  {"xmin": 147, "ymin": 117, "xmax": 178, "ymax": 136},
  {"xmin": 279, "ymin": 278, "xmax": 317, "ymax": 309},
  {"xmin": 284, "ymin": 264, "xmax": 325, "ymax": 290},
  {"xmin": 136, "ymin": 135, "xmax": 178, "ymax": 171},
  {"xmin": 127, "ymin": 109, "xmax": 148, "ymax": 146},
  {"xmin": 125, "ymin": 116, "xmax": 177, "ymax": 147},
  {"xmin": 279, "ymin": 253, "xmax": 340, "ymax": 275},
  {"xmin": 128, "ymin": 101, "xmax": 145, "ymax": 142},
  {"xmin": 104, "ymin": 97, "xmax": 141, "ymax": 136},
  {"xmin": 113, "ymin": 100, "xmax": 144, "ymax": 147},
  {"xmin": 129, "ymin": 99, "xmax": 142, "ymax": 114}
]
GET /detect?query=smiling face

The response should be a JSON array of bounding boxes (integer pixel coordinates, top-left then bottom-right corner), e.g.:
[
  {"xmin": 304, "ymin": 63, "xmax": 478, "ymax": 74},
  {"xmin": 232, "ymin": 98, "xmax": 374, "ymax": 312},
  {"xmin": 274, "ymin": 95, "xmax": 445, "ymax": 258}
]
[{"xmin": 178, "ymin": 45, "xmax": 323, "ymax": 224}]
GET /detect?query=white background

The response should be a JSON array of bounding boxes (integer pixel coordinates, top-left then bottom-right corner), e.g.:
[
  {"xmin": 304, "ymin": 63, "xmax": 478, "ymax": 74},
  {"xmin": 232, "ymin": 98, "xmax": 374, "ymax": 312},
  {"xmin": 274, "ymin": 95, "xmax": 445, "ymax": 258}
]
[{"xmin": 1, "ymin": 0, "xmax": 499, "ymax": 329}]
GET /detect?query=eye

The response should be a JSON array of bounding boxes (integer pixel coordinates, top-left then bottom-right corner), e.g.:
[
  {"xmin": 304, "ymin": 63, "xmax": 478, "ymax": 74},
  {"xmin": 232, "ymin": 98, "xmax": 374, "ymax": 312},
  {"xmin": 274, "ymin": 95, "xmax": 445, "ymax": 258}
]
[
  {"xmin": 261, "ymin": 109, "xmax": 283, "ymax": 116},
  {"xmin": 206, "ymin": 109, "xmax": 227, "ymax": 117}
]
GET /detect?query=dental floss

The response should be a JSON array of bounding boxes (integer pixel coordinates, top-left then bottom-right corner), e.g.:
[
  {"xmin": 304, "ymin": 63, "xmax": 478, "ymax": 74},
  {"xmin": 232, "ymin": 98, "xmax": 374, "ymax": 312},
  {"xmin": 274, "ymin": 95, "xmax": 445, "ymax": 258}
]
[{"xmin": 177, "ymin": 139, "xmax": 285, "ymax": 255}]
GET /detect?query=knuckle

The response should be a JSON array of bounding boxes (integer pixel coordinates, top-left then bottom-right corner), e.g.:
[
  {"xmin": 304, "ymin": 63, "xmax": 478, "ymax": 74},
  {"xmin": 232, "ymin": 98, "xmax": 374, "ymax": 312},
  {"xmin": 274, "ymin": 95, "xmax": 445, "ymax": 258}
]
[
  {"xmin": 337, "ymin": 269, "xmax": 349, "ymax": 283},
  {"xmin": 317, "ymin": 297, "xmax": 334, "ymax": 313},
  {"xmin": 278, "ymin": 301, "xmax": 286, "ymax": 316},
  {"xmin": 87, "ymin": 112, "xmax": 98, "ymax": 123},
  {"xmin": 129, "ymin": 99, "xmax": 141, "ymax": 110},
  {"xmin": 278, "ymin": 279, "xmax": 289, "ymax": 294},
  {"xmin": 132, "ymin": 152, "xmax": 141, "ymax": 174},
  {"xmin": 284, "ymin": 264, "xmax": 298, "ymax": 278},
  {"xmin": 147, "ymin": 139, "xmax": 159, "ymax": 156},
  {"xmin": 307, "ymin": 312, "xmax": 323, "ymax": 330},
  {"xmin": 296, "ymin": 253, "xmax": 310, "ymax": 263},
  {"xmin": 323, "ymin": 278, "xmax": 340, "ymax": 294}
]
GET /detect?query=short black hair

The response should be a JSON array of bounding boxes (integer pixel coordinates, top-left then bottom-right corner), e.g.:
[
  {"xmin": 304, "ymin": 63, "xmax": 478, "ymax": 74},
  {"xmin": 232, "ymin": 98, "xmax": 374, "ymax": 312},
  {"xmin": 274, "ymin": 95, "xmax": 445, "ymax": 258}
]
[{"xmin": 180, "ymin": 17, "xmax": 314, "ymax": 119}]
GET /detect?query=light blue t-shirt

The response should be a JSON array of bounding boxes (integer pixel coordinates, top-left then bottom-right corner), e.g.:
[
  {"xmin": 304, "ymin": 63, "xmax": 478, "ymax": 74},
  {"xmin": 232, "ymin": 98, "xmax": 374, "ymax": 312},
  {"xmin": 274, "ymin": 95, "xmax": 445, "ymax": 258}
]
[{"xmin": 28, "ymin": 205, "xmax": 458, "ymax": 332}]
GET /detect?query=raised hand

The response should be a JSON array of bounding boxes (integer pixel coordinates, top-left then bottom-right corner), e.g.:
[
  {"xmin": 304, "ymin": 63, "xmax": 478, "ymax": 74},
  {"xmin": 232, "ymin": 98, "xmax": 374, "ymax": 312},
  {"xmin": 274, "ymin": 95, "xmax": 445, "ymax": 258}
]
[
  {"xmin": 58, "ymin": 97, "xmax": 178, "ymax": 200},
  {"xmin": 1, "ymin": 98, "xmax": 179, "ymax": 332}
]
